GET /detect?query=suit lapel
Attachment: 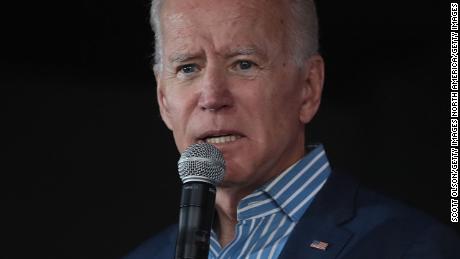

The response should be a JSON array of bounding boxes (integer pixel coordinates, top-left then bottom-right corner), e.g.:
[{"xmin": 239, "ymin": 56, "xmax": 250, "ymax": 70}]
[{"xmin": 278, "ymin": 172, "xmax": 359, "ymax": 259}]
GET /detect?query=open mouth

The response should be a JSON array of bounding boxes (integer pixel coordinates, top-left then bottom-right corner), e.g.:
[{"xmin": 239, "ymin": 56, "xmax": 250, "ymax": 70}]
[
  {"xmin": 197, "ymin": 130, "xmax": 244, "ymax": 145},
  {"xmin": 203, "ymin": 134, "xmax": 242, "ymax": 144}
]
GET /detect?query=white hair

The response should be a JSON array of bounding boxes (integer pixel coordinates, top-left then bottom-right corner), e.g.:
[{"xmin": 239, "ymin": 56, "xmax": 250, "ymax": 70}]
[{"xmin": 149, "ymin": 0, "xmax": 319, "ymax": 71}]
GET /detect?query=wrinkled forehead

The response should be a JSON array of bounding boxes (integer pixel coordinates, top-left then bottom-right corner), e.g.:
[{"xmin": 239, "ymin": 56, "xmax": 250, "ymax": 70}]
[
  {"xmin": 159, "ymin": 0, "xmax": 290, "ymax": 54},
  {"xmin": 161, "ymin": 0, "xmax": 290, "ymax": 35},
  {"xmin": 160, "ymin": 0, "xmax": 288, "ymax": 21}
]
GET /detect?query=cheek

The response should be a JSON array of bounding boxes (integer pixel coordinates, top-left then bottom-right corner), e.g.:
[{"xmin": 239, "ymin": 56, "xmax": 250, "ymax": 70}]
[
  {"xmin": 164, "ymin": 90, "xmax": 196, "ymax": 139},
  {"xmin": 238, "ymin": 75, "xmax": 298, "ymax": 126},
  {"xmin": 165, "ymin": 86, "xmax": 194, "ymax": 119},
  {"xmin": 263, "ymin": 84, "xmax": 303, "ymax": 134}
]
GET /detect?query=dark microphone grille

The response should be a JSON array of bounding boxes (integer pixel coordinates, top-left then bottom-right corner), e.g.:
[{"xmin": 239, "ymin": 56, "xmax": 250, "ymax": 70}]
[{"xmin": 178, "ymin": 143, "xmax": 225, "ymax": 185}]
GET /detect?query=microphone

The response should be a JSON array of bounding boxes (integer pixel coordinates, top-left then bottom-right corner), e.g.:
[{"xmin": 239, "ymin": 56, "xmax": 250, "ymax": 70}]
[{"xmin": 175, "ymin": 143, "xmax": 225, "ymax": 259}]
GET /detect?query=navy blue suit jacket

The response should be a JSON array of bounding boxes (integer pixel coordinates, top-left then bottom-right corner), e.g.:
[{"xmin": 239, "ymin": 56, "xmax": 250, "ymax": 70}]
[{"xmin": 125, "ymin": 172, "xmax": 460, "ymax": 258}]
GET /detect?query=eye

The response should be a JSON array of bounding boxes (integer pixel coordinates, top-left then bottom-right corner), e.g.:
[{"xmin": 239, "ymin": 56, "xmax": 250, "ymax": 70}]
[
  {"xmin": 178, "ymin": 64, "xmax": 198, "ymax": 74},
  {"xmin": 237, "ymin": 60, "xmax": 254, "ymax": 70}
]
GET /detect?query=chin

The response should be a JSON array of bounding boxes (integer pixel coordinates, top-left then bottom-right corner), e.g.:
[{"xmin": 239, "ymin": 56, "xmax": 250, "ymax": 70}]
[{"xmin": 217, "ymin": 169, "xmax": 257, "ymax": 190}]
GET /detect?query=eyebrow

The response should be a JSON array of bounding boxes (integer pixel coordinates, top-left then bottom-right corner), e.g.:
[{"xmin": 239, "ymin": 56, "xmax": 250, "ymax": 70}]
[
  {"xmin": 168, "ymin": 46, "xmax": 266, "ymax": 64},
  {"xmin": 169, "ymin": 52, "xmax": 199, "ymax": 64},
  {"xmin": 226, "ymin": 46, "xmax": 263, "ymax": 58}
]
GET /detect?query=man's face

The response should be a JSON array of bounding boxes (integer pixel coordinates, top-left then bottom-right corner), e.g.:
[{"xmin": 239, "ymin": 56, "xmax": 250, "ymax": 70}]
[{"xmin": 157, "ymin": 0, "xmax": 323, "ymax": 191}]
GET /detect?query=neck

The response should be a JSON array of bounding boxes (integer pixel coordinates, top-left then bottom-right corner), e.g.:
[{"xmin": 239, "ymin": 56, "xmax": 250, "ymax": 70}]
[
  {"xmin": 213, "ymin": 187, "xmax": 250, "ymax": 247},
  {"xmin": 213, "ymin": 140, "xmax": 307, "ymax": 247}
]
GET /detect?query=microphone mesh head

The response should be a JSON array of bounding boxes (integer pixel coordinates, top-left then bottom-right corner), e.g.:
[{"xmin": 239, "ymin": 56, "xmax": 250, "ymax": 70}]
[{"xmin": 178, "ymin": 143, "xmax": 225, "ymax": 185}]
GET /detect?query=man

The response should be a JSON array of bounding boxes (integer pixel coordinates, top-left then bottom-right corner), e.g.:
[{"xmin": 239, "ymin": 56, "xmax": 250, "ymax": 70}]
[{"xmin": 125, "ymin": 0, "xmax": 460, "ymax": 258}]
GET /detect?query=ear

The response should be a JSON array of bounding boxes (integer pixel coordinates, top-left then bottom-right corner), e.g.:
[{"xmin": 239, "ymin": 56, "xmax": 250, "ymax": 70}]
[
  {"xmin": 299, "ymin": 54, "xmax": 325, "ymax": 124},
  {"xmin": 155, "ymin": 71, "xmax": 174, "ymax": 130}
]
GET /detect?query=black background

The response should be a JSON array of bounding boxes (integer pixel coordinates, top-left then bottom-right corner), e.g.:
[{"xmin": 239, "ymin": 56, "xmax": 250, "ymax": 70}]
[{"xmin": 3, "ymin": 1, "xmax": 456, "ymax": 258}]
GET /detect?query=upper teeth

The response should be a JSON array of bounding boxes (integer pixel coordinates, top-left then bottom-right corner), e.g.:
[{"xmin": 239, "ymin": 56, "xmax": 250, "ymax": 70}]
[{"xmin": 205, "ymin": 135, "xmax": 241, "ymax": 144}]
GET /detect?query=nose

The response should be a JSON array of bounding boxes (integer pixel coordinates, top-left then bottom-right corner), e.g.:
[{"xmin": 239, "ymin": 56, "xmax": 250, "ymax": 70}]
[{"xmin": 198, "ymin": 67, "xmax": 233, "ymax": 112}]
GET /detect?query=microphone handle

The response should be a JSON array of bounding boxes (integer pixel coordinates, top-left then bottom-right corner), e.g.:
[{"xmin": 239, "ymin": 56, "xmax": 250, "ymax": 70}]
[{"xmin": 175, "ymin": 181, "xmax": 216, "ymax": 259}]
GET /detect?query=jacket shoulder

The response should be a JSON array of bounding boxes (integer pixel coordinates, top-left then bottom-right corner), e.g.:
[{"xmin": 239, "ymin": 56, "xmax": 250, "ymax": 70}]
[
  {"xmin": 300, "ymin": 171, "xmax": 460, "ymax": 258},
  {"xmin": 342, "ymin": 185, "xmax": 460, "ymax": 258},
  {"xmin": 123, "ymin": 224, "xmax": 177, "ymax": 259}
]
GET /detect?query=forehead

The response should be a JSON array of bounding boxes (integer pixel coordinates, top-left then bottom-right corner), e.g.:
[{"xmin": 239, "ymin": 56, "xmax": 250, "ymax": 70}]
[
  {"xmin": 161, "ymin": 0, "xmax": 284, "ymax": 18},
  {"xmin": 159, "ymin": 0, "xmax": 289, "ymax": 57}
]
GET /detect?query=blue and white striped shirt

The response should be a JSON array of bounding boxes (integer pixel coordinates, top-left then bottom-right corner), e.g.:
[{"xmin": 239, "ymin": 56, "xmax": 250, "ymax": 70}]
[{"xmin": 209, "ymin": 144, "xmax": 331, "ymax": 259}]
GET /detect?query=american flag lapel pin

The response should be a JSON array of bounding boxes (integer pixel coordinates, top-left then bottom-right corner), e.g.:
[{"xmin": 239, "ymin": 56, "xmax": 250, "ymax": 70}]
[{"xmin": 310, "ymin": 240, "xmax": 329, "ymax": 251}]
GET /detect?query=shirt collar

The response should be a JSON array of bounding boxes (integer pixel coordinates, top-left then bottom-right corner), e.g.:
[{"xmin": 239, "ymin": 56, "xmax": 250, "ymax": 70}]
[{"xmin": 236, "ymin": 144, "xmax": 331, "ymax": 222}]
